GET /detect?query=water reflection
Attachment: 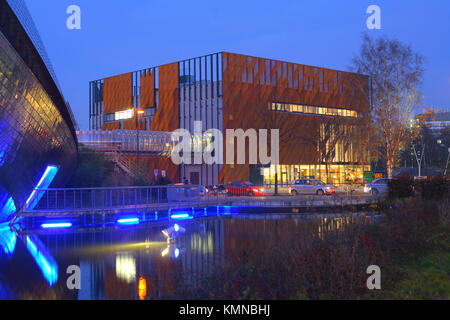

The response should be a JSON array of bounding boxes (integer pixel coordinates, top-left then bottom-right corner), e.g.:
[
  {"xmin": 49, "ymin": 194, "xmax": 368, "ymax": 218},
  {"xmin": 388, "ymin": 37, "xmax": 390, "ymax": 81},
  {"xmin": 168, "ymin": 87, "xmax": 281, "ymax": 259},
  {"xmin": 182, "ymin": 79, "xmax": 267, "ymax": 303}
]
[
  {"xmin": 24, "ymin": 235, "xmax": 59, "ymax": 286},
  {"xmin": 115, "ymin": 254, "xmax": 136, "ymax": 284},
  {"xmin": 0, "ymin": 213, "xmax": 367, "ymax": 299},
  {"xmin": 0, "ymin": 222, "xmax": 16, "ymax": 259}
]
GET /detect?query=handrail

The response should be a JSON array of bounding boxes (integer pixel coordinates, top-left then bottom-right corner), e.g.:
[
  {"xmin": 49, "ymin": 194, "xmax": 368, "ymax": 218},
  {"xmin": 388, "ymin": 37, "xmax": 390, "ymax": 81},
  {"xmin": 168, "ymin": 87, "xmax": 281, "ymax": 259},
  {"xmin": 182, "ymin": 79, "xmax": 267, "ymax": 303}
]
[{"xmin": 34, "ymin": 184, "xmax": 202, "ymax": 192}]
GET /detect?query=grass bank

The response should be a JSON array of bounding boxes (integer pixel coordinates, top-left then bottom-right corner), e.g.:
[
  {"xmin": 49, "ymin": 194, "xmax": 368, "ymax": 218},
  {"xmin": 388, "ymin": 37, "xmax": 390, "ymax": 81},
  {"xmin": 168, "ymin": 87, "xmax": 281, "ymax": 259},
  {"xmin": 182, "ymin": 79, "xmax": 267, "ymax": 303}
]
[{"xmin": 168, "ymin": 197, "xmax": 449, "ymax": 300}]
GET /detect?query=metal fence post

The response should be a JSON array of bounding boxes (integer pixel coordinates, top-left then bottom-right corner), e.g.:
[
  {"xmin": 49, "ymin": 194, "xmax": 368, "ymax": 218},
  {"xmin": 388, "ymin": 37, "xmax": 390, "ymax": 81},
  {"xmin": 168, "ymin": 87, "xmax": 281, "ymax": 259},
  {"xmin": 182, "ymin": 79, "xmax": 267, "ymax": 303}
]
[{"xmin": 135, "ymin": 188, "xmax": 137, "ymax": 208}]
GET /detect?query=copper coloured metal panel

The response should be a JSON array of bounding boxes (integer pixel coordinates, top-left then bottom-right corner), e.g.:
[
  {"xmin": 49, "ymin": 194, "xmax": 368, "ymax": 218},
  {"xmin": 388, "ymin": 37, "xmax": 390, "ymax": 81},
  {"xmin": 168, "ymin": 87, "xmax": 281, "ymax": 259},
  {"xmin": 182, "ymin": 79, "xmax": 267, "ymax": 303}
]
[
  {"xmin": 103, "ymin": 73, "xmax": 132, "ymax": 115},
  {"xmin": 219, "ymin": 52, "xmax": 369, "ymax": 183},
  {"xmin": 140, "ymin": 69, "xmax": 155, "ymax": 109},
  {"xmin": 150, "ymin": 62, "xmax": 179, "ymax": 132}
]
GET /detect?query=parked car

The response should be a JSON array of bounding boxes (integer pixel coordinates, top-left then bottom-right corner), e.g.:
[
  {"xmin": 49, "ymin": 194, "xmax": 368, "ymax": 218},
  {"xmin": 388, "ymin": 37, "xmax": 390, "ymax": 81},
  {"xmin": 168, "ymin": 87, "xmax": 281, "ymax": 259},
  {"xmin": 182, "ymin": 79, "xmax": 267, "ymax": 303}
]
[
  {"xmin": 364, "ymin": 178, "xmax": 391, "ymax": 195},
  {"xmin": 289, "ymin": 179, "xmax": 335, "ymax": 196},
  {"xmin": 226, "ymin": 181, "xmax": 265, "ymax": 196},
  {"xmin": 205, "ymin": 184, "xmax": 227, "ymax": 196}
]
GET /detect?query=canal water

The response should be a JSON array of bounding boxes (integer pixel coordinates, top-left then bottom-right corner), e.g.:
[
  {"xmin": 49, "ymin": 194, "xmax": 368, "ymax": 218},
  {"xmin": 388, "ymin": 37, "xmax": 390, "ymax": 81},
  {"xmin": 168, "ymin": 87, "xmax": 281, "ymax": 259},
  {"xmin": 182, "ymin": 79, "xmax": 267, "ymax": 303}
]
[{"xmin": 0, "ymin": 213, "xmax": 363, "ymax": 300}]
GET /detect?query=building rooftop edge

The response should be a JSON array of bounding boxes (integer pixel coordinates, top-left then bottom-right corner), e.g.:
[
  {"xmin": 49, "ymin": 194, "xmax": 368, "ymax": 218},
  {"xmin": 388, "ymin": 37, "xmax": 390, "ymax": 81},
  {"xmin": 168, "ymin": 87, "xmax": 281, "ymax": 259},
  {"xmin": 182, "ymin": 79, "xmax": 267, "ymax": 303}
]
[{"xmin": 90, "ymin": 51, "xmax": 368, "ymax": 83}]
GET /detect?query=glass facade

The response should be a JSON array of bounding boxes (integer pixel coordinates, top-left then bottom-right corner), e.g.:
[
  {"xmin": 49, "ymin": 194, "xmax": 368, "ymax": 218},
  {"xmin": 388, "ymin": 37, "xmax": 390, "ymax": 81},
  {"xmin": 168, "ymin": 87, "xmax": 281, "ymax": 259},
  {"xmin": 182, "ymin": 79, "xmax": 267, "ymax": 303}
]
[
  {"xmin": 0, "ymin": 27, "xmax": 77, "ymax": 219},
  {"xmin": 263, "ymin": 164, "xmax": 371, "ymax": 185},
  {"xmin": 5, "ymin": 0, "xmax": 62, "ymax": 92}
]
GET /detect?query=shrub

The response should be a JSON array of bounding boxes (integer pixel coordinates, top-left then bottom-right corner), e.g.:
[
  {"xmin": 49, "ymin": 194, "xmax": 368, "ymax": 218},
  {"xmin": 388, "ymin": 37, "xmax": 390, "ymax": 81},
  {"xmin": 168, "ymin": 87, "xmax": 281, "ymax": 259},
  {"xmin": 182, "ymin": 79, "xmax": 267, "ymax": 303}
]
[
  {"xmin": 66, "ymin": 146, "xmax": 115, "ymax": 187},
  {"xmin": 418, "ymin": 175, "xmax": 450, "ymax": 201},
  {"xmin": 388, "ymin": 175, "xmax": 415, "ymax": 199}
]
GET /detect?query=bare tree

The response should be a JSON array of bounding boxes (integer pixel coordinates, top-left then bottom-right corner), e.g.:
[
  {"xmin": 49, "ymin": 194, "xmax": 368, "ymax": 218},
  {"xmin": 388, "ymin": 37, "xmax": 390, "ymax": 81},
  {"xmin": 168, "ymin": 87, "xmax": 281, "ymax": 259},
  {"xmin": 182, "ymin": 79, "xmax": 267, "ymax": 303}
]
[
  {"xmin": 257, "ymin": 103, "xmax": 316, "ymax": 194},
  {"xmin": 351, "ymin": 34, "xmax": 424, "ymax": 178}
]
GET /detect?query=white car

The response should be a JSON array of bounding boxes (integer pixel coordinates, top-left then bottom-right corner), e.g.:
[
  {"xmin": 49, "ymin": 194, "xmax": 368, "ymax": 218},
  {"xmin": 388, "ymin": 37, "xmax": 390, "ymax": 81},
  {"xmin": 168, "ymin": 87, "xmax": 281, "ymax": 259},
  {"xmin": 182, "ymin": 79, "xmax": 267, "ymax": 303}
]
[
  {"xmin": 364, "ymin": 178, "xmax": 391, "ymax": 195},
  {"xmin": 289, "ymin": 179, "xmax": 335, "ymax": 196}
]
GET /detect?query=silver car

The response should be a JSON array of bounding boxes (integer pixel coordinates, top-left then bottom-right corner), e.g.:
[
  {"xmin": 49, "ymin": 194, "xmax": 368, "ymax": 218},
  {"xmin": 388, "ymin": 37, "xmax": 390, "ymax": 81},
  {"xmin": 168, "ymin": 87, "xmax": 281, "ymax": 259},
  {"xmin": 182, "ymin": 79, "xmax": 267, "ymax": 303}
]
[
  {"xmin": 364, "ymin": 178, "xmax": 391, "ymax": 195},
  {"xmin": 289, "ymin": 179, "xmax": 335, "ymax": 196}
]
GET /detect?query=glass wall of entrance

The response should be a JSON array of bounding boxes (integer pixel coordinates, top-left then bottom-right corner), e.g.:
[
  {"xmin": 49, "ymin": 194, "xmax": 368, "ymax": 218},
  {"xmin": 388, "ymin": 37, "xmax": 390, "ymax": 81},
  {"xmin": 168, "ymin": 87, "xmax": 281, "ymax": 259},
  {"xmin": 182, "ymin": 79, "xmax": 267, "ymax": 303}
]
[{"xmin": 262, "ymin": 164, "xmax": 371, "ymax": 185}]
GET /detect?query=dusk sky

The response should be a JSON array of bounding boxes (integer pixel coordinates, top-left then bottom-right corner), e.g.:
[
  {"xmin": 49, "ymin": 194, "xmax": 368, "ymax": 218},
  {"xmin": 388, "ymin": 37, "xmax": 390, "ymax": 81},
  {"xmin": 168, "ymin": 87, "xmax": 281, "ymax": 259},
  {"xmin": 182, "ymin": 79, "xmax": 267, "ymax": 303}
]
[{"xmin": 25, "ymin": 0, "xmax": 450, "ymax": 130}]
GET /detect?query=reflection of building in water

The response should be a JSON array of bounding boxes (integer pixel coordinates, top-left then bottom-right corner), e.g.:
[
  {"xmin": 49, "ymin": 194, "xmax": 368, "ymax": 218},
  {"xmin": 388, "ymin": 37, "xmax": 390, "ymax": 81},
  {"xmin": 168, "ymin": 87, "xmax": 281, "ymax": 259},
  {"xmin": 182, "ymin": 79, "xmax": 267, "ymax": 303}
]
[
  {"xmin": 223, "ymin": 215, "xmax": 357, "ymax": 258},
  {"xmin": 317, "ymin": 217, "xmax": 353, "ymax": 240},
  {"xmin": 115, "ymin": 253, "xmax": 136, "ymax": 283},
  {"xmin": 26, "ymin": 217, "xmax": 225, "ymax": 299},
  {"xmin": 176, "ymin": 218, "xmax": 225, "ymax": 287}
]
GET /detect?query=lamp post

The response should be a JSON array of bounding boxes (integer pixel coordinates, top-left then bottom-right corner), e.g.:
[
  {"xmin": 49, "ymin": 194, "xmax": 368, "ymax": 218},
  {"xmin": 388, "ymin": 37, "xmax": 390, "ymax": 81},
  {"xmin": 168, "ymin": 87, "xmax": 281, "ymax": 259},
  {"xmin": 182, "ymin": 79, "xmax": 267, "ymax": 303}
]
[
  {"xmin": 444, "ymin": 147, "xmax": 450, "ymax": 176},
  {"xmin": 437, "ymin": 140, "xmax": 450, "ymax": 176},
  {"xmin": 412, "ymin": 143, "xmax": 425, "ymax": 178},
  {"xmin": 136, "ymin": 109, "xmax": 145, "ymax": 169}
]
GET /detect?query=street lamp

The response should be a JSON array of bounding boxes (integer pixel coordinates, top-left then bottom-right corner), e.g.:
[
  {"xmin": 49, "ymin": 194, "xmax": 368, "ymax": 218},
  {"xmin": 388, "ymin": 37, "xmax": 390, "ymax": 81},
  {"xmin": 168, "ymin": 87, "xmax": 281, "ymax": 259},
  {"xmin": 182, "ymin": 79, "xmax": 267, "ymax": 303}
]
[
  {"xmin": 437, "ymin": 140, "xmax": 450, "ymax": 176},
  {"xmin": 412, "ymin": 144, "xmax": 425, "ymax": 177},
  {"xmin": 445, "ymin": 147, "xmax": 450, "ymax": 176},
  {"xmin": 136, "ymin": 109, "xmax": 145, "ymax": 169}
]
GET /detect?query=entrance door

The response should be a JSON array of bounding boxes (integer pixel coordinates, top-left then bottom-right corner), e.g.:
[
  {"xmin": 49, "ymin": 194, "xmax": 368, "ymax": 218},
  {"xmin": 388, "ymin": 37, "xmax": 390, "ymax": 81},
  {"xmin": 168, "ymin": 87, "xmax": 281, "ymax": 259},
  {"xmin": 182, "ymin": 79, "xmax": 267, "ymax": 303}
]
[{"xmin": 190, "ymin": 172, "xmax": 200, "ymax": 185}]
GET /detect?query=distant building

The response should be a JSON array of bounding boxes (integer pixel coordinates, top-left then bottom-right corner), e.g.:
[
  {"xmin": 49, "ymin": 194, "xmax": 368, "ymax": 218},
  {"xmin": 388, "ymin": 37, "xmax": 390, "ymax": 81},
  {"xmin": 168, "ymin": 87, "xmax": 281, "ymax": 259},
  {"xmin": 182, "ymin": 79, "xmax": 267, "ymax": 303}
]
[{"xmin": 417, "ymin": 108, "xmax": 450, "ymax": 135}]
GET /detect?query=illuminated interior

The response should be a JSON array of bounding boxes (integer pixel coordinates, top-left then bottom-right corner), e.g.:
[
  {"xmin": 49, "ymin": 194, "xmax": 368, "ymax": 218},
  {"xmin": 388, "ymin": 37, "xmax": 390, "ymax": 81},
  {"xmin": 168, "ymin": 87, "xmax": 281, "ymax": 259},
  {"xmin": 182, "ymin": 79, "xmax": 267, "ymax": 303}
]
[
  {"xmin": 271, "ymin": 102, "xmax": 358, "ymax": 118},
  {"xmin": 263, "ymin": 164, "xmax": 371, "ymax": 185},
  {"xmin": 114, "ymin": 109, "xmax": 134, "ymax": 121}
]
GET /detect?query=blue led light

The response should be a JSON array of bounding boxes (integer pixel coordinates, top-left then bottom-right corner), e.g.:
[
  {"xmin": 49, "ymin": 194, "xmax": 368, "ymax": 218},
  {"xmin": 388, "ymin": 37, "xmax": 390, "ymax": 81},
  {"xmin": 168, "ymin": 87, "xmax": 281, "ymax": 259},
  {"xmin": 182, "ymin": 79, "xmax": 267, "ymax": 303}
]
[
  {"xmin": 117, "ymin": 218, "xmax": 140, "ymax": 225},
  {"xmin": 174, "ymin": 248, "xmax": 180, "ymax": 258},
  {"xmin": 26, "ymin": 235, "xmax": 58, "ymax": 286},
  {"xmin": 174, "ymin": 224, "xmax": 180, "ymax": 232},
  {"xmin": 25, "ymin": 165, "xmax": 59, "ymax": 211},
  {"xmin": 170, "ymin": 213, "xmax": 193, "ymax": 220},
  {"xmin": 221, "ymin": 206, "xmax": 234, "ymax": 215},
  {"xmin": 41, "ymin": 222, "xmax": 72, "ymax": 229}
]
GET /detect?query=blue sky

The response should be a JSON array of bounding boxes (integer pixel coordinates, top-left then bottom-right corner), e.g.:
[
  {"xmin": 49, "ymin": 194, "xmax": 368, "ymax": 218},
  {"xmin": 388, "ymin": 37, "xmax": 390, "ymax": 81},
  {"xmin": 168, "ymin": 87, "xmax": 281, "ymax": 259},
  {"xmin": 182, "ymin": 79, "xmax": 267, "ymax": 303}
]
[{"xmin": 25, "ymin": 0, "xmax": 450, "ymax": 130}]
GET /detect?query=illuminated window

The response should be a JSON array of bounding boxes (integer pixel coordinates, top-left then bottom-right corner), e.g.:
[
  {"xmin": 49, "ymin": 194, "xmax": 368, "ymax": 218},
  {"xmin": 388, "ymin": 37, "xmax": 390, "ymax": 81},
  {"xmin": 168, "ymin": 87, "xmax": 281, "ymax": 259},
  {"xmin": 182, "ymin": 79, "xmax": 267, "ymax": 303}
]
[
  {"xmin": 270, "ymin": 102, "xmax": 358, "ymax": 118},
  {"xmin": 115, "ymin": 109, "xmax": 134, "ymax": 121}
]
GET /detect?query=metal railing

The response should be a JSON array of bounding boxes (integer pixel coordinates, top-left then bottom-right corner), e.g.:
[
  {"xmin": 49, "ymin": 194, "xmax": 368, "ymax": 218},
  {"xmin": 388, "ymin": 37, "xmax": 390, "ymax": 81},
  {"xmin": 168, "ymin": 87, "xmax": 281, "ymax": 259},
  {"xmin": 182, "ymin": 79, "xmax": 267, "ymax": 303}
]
[
  {"xmin": 27, "ymin": 185, "xmax": 228, "ymax": 212},
  {"xmin": 22, "ymin": 183, "xmax": 377, "ymax": 214}
]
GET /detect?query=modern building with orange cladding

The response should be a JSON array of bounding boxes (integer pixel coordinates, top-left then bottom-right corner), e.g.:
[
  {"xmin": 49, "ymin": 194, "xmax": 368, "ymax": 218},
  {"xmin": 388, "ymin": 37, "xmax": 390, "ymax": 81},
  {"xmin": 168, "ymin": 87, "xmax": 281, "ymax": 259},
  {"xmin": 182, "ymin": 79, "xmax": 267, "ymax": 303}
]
[{"xmin": 90, "ymin": 52, "xmax": 371, "ymax": 186}]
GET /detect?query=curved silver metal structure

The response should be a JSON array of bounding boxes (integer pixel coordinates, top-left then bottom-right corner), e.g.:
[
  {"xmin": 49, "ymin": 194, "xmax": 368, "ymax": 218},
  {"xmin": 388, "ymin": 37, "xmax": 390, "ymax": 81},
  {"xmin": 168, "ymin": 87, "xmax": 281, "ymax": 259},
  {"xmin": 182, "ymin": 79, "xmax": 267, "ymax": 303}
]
[{"xmin": 0, "ymin": 0, "xmax": 78, "ymax": 220}]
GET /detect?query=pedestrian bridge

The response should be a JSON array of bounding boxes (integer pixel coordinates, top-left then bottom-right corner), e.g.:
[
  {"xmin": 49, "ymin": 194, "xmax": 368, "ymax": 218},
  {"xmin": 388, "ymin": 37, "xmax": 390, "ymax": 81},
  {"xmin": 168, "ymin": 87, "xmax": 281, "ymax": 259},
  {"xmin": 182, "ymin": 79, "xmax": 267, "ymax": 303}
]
[
  {"xmin": 13, "ymin": 184, "xmax": 377, "ymax": 220},
  {"xmin": 76, "ymin": 130, "xmax": 173, "ymax": 156}
]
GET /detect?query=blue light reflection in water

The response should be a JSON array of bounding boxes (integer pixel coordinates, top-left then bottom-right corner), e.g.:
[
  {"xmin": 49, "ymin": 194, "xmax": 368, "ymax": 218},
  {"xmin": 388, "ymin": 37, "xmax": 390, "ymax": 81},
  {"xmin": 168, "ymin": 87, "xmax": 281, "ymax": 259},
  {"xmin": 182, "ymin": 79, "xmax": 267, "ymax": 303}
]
[
  {"xmin": 0, "ymin": 197, "xmax": 16, "ymax": 220},
  {"xmin": 0, "ymin": 222, "xmax": 16, "ymax": 258},
  {"xmin": 25, "ymin": 235, "xmax": 58, "ymax": 286}
]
